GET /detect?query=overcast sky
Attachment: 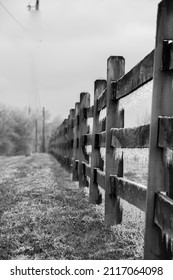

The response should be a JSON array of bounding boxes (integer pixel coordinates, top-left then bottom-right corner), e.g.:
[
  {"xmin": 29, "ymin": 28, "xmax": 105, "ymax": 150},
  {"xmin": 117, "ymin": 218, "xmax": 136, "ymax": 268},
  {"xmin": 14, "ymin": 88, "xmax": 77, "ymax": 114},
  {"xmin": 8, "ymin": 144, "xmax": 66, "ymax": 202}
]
[{"xmin": 0, "ymin": 0, "xmax": 160, "ymax": 121}]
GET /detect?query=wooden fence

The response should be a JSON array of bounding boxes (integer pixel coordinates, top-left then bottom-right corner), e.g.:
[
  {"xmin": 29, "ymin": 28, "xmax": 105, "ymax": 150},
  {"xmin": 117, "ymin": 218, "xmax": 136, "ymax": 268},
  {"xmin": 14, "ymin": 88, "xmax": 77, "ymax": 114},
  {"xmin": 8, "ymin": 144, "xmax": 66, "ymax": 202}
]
[{"xmin": 48, "ymin": 0, "xmax": 173, "ymax": 259}]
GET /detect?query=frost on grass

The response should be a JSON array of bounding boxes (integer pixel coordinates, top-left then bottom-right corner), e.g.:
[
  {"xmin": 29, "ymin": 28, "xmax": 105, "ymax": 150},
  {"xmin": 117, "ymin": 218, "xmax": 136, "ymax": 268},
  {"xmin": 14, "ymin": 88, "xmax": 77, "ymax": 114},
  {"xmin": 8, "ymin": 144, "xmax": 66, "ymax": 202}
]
[{"xmin": 0, "ymin": 154, "xmax": 144, "ymax": 260}]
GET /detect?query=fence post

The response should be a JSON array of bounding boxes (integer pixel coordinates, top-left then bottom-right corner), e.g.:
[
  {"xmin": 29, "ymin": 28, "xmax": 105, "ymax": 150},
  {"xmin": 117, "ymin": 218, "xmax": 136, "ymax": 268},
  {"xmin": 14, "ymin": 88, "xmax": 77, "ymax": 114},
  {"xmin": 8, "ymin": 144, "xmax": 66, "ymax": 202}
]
[
  {"xmin": 69, "ymin": 109, "xmax": 75, "ymax": 172},
  {"xmin": 58, "ymin": 123, "xmax": 63, "ymax": 164},
  {"xmin": 66, "ymin": 112, "xmax": 71, "ymax": 171},
  {"xmin": 105, "ymin": 56, "xmax": 125, "ymax": 226},
  {"xmin": 62, "ymin": 119, "xmax": 67, "ymax": 168},
  {"xmin": 60, "ymin": 122, "xmax": 64, "ymax": 164},
  {"xmin": 64, "ymin": 118, "xmax": 69, "ymax": 169},
  {"xmin": 73, "ymin": 102, "xmax": 80, "ymax": 181},
  {"xmin": 144, "ymin": 0, "xmax": 173, "ymax": 259},
  {"xmin": 60, "ymin": 121, "xmax": 64, "ymax": 166},
  {"xmin": 78, "ymin": 92, "xmax": 90, "ymax": 188},
  {"xmin": 90, "ymin": 79, "xmax": 107, "ymax": 204}
]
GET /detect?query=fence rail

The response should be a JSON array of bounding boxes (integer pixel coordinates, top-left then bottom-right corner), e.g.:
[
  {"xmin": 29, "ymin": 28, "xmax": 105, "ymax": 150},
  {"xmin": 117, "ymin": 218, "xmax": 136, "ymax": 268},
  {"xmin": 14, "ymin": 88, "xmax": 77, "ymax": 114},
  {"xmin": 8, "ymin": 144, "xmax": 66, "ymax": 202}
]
[{"xmin": 49, "ymin": 0, "xmax": 173, "ymax": 259}]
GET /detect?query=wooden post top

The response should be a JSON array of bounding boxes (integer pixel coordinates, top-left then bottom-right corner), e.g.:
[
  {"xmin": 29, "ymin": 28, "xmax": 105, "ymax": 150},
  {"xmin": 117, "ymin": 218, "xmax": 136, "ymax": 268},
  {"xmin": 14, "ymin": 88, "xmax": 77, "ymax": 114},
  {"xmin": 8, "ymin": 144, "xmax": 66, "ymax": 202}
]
[
  {"xmin": 80, "ymin": 92, "xmax": 90, "ymax": 104},
  {"xmin": 107, "ymin": 56, "xmax": 125, "ymax": 81},
  {"xmin": 94, "ymin": 79, "xmax": 107, "ymax": 97},
  {"xmin": 94, "ymin": 79, "xmax": 107, "ymax": 87},
  {"xmin": 75, "ymin": 102, "xmax": 80, "ymax": 112},
  {"xmin": 70, "ymin": 109, "xmax": 75, "ymax": 116}
]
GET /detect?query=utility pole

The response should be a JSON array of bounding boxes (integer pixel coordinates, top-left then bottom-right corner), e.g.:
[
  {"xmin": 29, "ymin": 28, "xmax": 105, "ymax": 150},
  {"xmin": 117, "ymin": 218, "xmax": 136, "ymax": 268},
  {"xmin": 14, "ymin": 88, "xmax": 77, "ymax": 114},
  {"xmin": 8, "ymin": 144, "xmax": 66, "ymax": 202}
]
[
  {"xmin": 42, "ymin": 107, "xmax": 45, "ymax": 153},
  {"xmin": 36, "ymin": 0, "xmax": 39, "ymax": 10}
]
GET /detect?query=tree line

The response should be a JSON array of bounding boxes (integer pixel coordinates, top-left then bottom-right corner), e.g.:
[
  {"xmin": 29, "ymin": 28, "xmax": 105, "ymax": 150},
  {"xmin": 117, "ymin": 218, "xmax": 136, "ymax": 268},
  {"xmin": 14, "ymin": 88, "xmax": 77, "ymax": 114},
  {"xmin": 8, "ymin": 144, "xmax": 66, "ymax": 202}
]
[{"xmin": 0, "ymin": 103, "xmax": 61, "ymax": 156}]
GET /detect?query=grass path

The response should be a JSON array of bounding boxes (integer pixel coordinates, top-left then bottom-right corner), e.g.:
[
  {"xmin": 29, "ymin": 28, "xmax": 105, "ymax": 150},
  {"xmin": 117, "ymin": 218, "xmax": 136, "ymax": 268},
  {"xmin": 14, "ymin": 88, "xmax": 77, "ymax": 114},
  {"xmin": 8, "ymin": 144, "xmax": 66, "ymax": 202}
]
[{"xmin": 0, "ymin": 154, "xmax": 145, "ymax": 260}]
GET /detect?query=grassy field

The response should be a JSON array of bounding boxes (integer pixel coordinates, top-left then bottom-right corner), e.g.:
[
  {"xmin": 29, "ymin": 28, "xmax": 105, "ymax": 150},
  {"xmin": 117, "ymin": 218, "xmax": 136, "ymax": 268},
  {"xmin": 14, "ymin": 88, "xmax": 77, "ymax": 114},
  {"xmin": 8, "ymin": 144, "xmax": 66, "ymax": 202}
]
[
  {"xmin": 0, "ymin": 153, "xmax": 145, "ymax": 260},
  {"xmin": 123, "ymin": 148, "xmax": 148, "ymax": 186}
]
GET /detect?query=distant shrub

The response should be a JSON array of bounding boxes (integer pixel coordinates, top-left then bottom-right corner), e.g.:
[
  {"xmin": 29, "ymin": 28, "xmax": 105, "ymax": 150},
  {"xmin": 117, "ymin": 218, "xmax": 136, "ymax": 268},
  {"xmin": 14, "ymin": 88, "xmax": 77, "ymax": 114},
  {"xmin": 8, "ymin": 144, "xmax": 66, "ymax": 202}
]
[{"xmin": 0, "ymin": 104, "xmax": 33, "ymax": 155}]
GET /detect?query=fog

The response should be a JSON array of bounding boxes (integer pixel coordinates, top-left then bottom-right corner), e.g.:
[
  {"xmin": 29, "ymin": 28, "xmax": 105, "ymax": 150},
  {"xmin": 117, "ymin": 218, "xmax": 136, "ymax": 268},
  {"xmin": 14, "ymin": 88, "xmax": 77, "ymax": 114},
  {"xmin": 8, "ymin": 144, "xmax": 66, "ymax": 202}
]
[{"xmin": 0, "ymin": 0, "xmax": 160, "ymax": 120}]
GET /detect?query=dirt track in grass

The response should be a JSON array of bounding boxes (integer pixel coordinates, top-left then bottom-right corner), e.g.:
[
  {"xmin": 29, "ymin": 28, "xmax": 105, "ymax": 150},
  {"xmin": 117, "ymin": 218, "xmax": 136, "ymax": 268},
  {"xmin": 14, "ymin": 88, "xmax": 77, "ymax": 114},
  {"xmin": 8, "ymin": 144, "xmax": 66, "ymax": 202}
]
[{"xmin": 0, "ymin": 153, "xmax": 145, "ymax": 260}]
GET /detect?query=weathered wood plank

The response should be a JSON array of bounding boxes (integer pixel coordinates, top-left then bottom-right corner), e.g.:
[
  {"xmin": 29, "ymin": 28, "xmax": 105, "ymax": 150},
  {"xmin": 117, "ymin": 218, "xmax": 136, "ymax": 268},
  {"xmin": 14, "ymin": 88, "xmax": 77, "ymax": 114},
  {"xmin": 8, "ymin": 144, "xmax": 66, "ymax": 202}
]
[
  {"xmin": 94, "ymin": 168, "xmax": 105, "ymax": 190},
  {"xmin": 60, "ymin": 119, "xmax": 68, "ymax": 167},
  {"xmin": 113, "ymin": 50, "xmax": 154, "ymax": 100},
  {"xmin": 110, "ymin": 175, "xmax": 147, "ymax": 212},
  {"xmin": 72, "ymin": 103, "xmax": 80, "ymax": 181},
  {"xmin": 90, "ymin": 80, "xmax": 107, "ymax": 204},
  {"xmin": 144, "ymin": 0, "xmax": 173, "ymax": 260},
  {"xmin": 163, "ymin": 148, "xmax": 173, "ymax": 199},
  {"xmin": 68, "ymin": 109, "xmax": 75, "ymax": 172},
  {"xmin": 158, "ymin": 117, "xmax": 173, "ymax": 198},
  {"xmin": 154, "ymin": 192, "xmax": 173, "ymax": 238},
  {"xmin": 111, "ymin": 124, "xmax": 150, "ymax": 148},
  {"xmin": 97, "ymin": 88, "xmax": 107, "ymax": 112},
  {"xmin": 105, "ymin": 56, "xmax": 125, "ymax": 225},
  {"xmin": 158, "ymin": 116, "xmax": 173, "ymax": 148},
  {"xmin": 95, "ymin": 131, "xmax": 106, "ymax": 148},
  {"xmin": 79, "ymin": 92, "xmax": 90, "ymax": 187}
]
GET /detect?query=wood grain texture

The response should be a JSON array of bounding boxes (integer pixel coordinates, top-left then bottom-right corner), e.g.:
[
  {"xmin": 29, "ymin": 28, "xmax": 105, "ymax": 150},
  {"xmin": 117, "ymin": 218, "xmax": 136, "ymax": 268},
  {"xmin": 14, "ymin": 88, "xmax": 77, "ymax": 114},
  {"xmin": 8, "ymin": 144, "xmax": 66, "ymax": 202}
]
[
  {"xmin": 94, "ymin": 168, "xmax": 105, "ymax": 190},
  {"xmin": 158, "ymin": 116, "xmax": 173, "ymax": 148},
  {"xmin": 72, "ymin": 103, "xmax": 80, "ymax": 181},
  {"xmin": 90, "ymin": 80, "xmax": 107, "ymax": 204},
  {"xmin": 114, "ymin": 50, "xmax": 154, "ymax": 100},
  {"xmin": 144, "ymin": 0, "xmax": 173, "ymax": 260},
  {"xmin": 97, "ymin": 88, "xmax": 107, "ymax": 112},
  {"xmin": 78, "ymin": 92, "xmax": 90, "ymax": 187},
  {"xmin": 105, "ymin": 56, "xmax": 125, "ymax": 226},
  {"xmin": 154, "ymin": 192, "xmax": 173, "ymax": 238},
  {"xmin": 110, "ymin": 175, "xmax": 147, "ymax": 212},
  {"xmin": 111, "ymin": 124, "xmax": 150, "ymax": 148}
]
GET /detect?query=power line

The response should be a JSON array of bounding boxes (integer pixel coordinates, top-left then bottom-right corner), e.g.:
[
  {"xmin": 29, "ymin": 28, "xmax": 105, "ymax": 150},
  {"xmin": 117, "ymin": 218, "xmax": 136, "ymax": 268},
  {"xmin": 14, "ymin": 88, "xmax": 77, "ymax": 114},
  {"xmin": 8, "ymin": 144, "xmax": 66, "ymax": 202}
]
[
  {"xmin": 0, "ymin": 1, "xmax": 29, "ymax": 32},
  {"xmin": 0, "ymin": 0, "xmax": 42, "ymax": 118},
  {"xmin": 0, "ymin": 1, "xmax": 41, "ymax": 42}
]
